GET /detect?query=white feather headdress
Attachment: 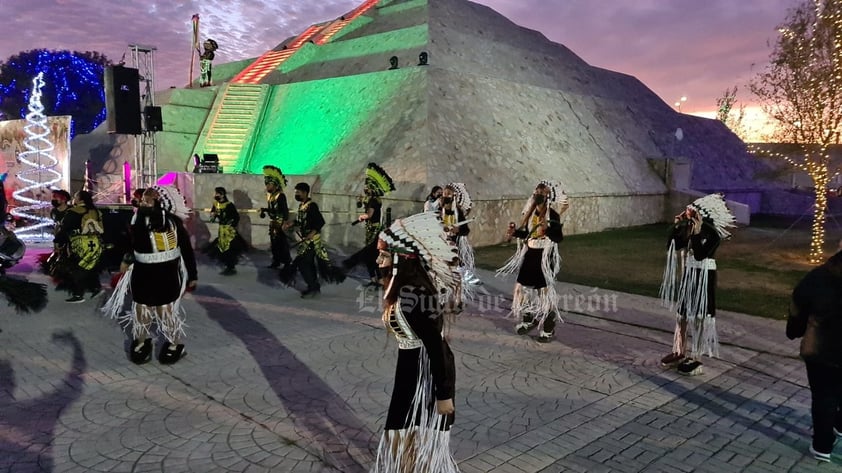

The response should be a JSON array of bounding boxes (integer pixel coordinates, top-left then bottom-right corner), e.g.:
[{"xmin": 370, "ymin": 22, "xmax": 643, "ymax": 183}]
[
  {"xmin": 445, "ymin": 182, "xmax": 472, "ymax": 214},
  {"xmin": 687, "ymin": 193, "xmax": 736, "ymax": 239},
  {"xmin": 150, "ymin": 185, "xmax": 191, "ymax": 220},
  {"xmin": 521, "ymin": 179, "xmax": 567, "ymax": 215},
  {"xmin": 379, "ymin": 212, "xmax": 460, "ymax": 297}
]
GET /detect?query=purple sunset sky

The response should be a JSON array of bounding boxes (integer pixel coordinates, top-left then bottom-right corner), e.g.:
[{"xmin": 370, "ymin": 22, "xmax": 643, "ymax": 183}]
[{"xmin": 2, "ymin": 0, "xmax": 794, "ymax": 117}]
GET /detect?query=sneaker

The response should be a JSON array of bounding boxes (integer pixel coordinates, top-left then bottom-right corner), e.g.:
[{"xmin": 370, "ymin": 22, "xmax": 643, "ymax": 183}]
[
  {"xmin": 536, "ymin": 330, "xmax": 554, "ymax": 343},
  {"xmin": 677, "ymin": 359, "xmax": 703, "ymax": 376},
  {"xmin": 129, "ymin": 338, "xmax": 153, "ymax": 365},
  {"xmin": 835, "ymin": 427, "xmax": 842, "ymax": 438},
  {"xmin": 220, "ymin": 267, "xmax": 237, "ymax": 276},
  {"xmin": 660, "ymin": 352, "xmax": 686, "ymax": 367},
  {"xmin": 810, "ymin": 444, "xmax": 831, "ymax": 462},
  {"xmin": 90, "ymin": 287, "xmax": 103, "ymax": 298},
  {"xmin": 301, "ymin": 289, "xmax": 320, "ymax": 299},
  {"xmin": 267, "ymin": 262, "xmax": 280, "ymax": 269},
  {"xmin": 65, "ymin": 295, "xmax": 85, "ymax": 303}
]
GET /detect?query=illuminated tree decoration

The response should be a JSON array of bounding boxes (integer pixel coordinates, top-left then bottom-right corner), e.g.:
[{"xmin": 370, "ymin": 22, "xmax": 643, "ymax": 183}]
[
  {"xmin": 749, "ymin": 0, "xmax": 842, "ymax": 264},
  {"xmin": 0, "ymin": 49, "xmax": 108, "ymax": 138},
  {"xmin": 11, "ymin": 72, "xmax": 62, "ymax": 240}
]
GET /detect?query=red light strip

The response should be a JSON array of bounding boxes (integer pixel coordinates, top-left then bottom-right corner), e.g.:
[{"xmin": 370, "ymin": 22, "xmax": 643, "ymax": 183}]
[
  {"xmin": 232, "ymin": 24, "xmax": 325, "ymax": 84},
  {"xmin": 313, "ymin": 0, "xmax": 379, "ymax": 45}
]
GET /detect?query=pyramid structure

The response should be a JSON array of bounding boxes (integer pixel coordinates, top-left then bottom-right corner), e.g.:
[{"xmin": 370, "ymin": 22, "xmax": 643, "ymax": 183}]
[{"xmin": 74, "ymin": 0, "xmax": 764, "ymax": 242}]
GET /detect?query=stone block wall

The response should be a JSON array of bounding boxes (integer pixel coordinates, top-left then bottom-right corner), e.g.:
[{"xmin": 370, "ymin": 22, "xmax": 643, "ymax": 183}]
[{"xmin": 169, "ymin": 172, "xmax": 668, "ymax": 251}]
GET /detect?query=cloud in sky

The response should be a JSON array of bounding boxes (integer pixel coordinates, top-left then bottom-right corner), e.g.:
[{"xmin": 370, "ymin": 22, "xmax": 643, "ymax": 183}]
[{"xmin": 1, "ymin": 0, "xmax": 794, "ymax": 114}]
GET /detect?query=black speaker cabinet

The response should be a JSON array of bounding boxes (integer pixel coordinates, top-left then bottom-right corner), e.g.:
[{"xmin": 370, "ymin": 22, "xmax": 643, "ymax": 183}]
[
  {"xmin": 100, "ymin": 205, "xmax": 135, "ymax": 271},
  {"xmin": 104, "ymin": 66, "xmax": 142, "ymax": 135},
  {"xmin": 144, "ymin": 106, "xmax": 163, "ymax": 132}
]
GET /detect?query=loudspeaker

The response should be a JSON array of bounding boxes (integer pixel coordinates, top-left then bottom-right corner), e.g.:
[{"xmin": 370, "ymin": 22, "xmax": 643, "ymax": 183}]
[
  {"xmin": 104, "ymin": 66, "xmax": 142, "ymax": 135},
  {"xmin": 99, "ymin": 205, "xmax": 135, "ymax": 271},
  {"xmin": 144, "ymin": 106, "xmax": 163, "ymax": 132}
]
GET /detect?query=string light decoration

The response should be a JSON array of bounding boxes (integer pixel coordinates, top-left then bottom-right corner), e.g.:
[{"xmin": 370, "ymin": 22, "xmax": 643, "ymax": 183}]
[
  {"xmin": 748, "ymin": 0, "xmax": 842, "ymax": 264},
  {"xmin": 0, "ymin": 50, "xmax": 107, "ymax": 138},
  {"xmin": 11, "ymin": 72, "xmax": 63, "ymax": 241}
]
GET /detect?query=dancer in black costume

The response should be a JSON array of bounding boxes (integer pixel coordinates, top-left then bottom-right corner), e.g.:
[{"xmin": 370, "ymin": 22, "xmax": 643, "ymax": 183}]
[
  {"xmin": 103, "ymin": 186, "xmax": 198, "ymax": 365},
  {"xmin": 373, "ymin": 211, "xmax": 461, "ymax": 472}
]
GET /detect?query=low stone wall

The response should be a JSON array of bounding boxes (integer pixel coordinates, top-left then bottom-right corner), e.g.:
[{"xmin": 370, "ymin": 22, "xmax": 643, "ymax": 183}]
[{"xmin": 171, "ymin": 172, "xmax": 668, "ymax": 251}]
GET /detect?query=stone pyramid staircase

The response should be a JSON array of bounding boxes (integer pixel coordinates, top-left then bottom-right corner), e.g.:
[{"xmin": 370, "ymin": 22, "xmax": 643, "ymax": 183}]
[
  {"xmin": 198, "ymin": 83, "xmax": 268, "ymax": 173},
  {"xmin": 193, "ymin": 0, "xmax": 382, "ymax": 172}
]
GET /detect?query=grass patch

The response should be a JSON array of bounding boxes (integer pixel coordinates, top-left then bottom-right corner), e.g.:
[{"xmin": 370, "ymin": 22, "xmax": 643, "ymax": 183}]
[{"xmin": 476, "ymin": 221, "xmax": 841, "ymax": 320}]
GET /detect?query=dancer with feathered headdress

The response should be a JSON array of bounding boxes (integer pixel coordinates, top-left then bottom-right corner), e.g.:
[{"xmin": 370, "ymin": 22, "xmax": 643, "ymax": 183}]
[
  {"xmin": 441, "ymin": 182, "xmax": 480, "ymax": 305},
  {"xmin": 658, "ymin": 193, "xmax": 735, "ymax": 376},
  {"xmin": 261, "ymin": 165, "xmax": 292, "ymax": 270},
  {"xmin": 373, "ymin": 211, "xmax": 461, "ymax": 473},
  {"xmin": 103, "ymin": 185, "xmax": 198, "ymax": 365},
  {"xmin": 497, "ymin": 180, "xmax": 569, "ymax": 343},
  {"xmin": 343, "ymin": 163, "xmax": 396, "ymax": 286}
]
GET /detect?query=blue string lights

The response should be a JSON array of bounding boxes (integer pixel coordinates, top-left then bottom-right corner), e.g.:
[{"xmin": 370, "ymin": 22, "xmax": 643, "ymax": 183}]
[
  {"xmin": 0, "ymin": 50, "xmax": 107, "ymax": 138},
  {"xmin": 11, "ymin": 72, "xmax": 62, "ymax": 241}
]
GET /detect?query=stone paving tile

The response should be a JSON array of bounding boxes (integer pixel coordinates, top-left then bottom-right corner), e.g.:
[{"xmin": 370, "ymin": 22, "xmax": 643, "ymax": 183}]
[{"xmin": 0, "ymin": 256, "xmax": 835, "ymax": 472}]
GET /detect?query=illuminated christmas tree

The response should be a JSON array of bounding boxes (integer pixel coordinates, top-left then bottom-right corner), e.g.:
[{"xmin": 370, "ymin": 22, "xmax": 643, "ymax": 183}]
[{"xmin": 11, "ymin": 72, "xmax": 63, "ymax": 240}]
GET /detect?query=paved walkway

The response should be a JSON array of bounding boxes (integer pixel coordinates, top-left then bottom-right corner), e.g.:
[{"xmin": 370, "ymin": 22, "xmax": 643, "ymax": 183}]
[{"xmin": 0, "ymin": 247, "xmax": 831, "ymax": 472}]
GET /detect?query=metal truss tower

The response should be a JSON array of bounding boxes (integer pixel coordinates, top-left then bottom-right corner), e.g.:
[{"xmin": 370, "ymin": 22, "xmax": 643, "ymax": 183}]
[{"xmin": 129, "ymin": 44, "xmax": 158, "ymax": 189}]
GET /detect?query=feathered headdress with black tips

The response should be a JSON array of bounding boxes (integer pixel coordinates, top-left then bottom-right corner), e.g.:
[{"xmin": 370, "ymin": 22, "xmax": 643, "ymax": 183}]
[
  {"xmin": 263, "ymin": 165, "xmax": 288, "ymax": 192},
  {"xmin": 149, "ymin": 185, "xmax": 191, "ymax": 220},
  {"xmin": 686, "ymin": 193, "xmax": 736, "ymax": 239},
  {"xmin": 379, "ymin": 212, "xmax": 460, "ymax": 298},
  {"xmin": 445, "ymin": 182, "xmax": 472, "ymax": 214},
  {"xmin": 365, "ymin": 163, "xmax": 396, "ymax": 196}
]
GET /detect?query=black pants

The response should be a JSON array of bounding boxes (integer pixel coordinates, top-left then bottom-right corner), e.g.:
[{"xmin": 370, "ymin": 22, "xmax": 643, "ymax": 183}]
[
  {"xmin": 385, "ymin": 346, "xmax": 455, "ymax": 431},
  {"xmin": 297, "ymin": 249, "xmax": 320, "ymax": 292},
  {"xmin": 71, "ymin": 267, "xmax": 100, "ymax": 297},
  {"xmin": 805, "ymin": 360, "xmax": 842, "ymax": 452},
  {"xmin": 345, "ymin": 240, "xmax": 378, "ymax": 278},
  {"xmin": 220, "ymin": 249, "xmax": 238, "ymax": 270},
  {"xmin": 270, "ymin": 231, "xmax": 291, "ymax": 266}
]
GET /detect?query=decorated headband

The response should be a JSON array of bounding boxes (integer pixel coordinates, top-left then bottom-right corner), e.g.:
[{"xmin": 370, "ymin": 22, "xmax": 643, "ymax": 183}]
[
  {"xmin": 686, "ymin": 193, "xmax": 736, "ymax": 238},
  {"xmin": 263, "ymin": 165, "xmax": 288, "ymax": 192},
  {"xmin": 365, "ymin": 163, "xmax": 396, "ymax": 196}
]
